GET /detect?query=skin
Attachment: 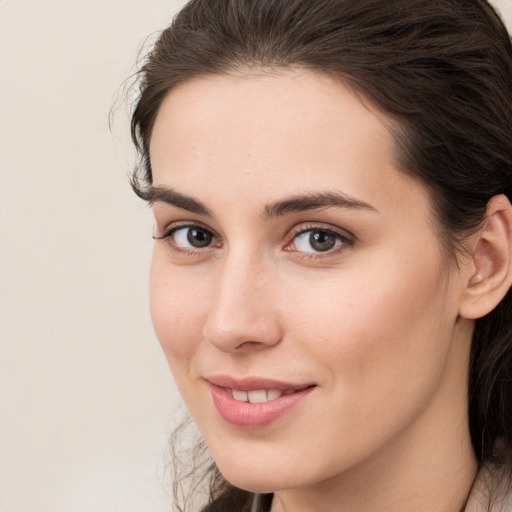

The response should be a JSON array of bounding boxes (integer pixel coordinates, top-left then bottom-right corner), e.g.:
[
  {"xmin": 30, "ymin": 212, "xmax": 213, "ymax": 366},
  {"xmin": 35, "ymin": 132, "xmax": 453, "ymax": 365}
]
[{"xmin": 148, "ymin": 69, "xmax": 480, "ymax": 511}]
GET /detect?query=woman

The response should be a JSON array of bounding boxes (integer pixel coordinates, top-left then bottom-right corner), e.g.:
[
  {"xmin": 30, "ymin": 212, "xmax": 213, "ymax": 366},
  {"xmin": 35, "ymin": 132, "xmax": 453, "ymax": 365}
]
[{"xmin": 130, "ymin": 0, "xmax": 512, "ymax": 510}]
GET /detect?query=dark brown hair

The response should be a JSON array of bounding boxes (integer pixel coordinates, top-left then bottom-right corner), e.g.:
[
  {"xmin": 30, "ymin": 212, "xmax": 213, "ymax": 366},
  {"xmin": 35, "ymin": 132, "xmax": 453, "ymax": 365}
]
[{"xmin": 130, "ymin": 0, "xmax": 512, "ymax": 510}]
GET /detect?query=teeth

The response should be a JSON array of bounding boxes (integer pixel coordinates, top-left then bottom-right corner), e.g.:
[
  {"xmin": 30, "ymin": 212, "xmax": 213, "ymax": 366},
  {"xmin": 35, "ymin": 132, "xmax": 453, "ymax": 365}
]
[
  {"xmin": 230, "ymin": 388, "xmax": 286, "ymax": 403},
  {"xmin": 248, "ymin": 390, "xmax": 267, "ymax": 403},
  {"xmin": 232, "ymin": 389, "xmax": 248, "ymax": 402},
  {"xmin": 267, "ymin": 389, "xmax": 283, "ymax": 400}
]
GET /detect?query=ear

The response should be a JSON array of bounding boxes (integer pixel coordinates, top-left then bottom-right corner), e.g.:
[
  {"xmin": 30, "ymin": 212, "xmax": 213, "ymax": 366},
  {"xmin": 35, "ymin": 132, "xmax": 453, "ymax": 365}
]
[{"xmin": 459, "ymin": 194, "xmax": 512, "ymax": 320}]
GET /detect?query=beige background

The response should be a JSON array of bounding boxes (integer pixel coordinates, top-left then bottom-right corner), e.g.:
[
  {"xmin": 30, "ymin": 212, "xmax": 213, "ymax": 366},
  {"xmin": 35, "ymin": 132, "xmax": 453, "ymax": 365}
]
[{"xmin": 1, "ymin": 1, "xmax": 511, "ymax": 511}]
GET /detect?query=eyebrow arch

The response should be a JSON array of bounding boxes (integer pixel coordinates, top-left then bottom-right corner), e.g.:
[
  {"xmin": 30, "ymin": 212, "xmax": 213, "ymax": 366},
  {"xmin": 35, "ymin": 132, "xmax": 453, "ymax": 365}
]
[
  {"xmin": 144, "ymin": 185, "xmax": 212, "ymax": 217},
  {"xmin": 145, "ymin": 186, "xmax": 376, "ymax": 219},
  {"xmin": 263, "ymin": 191, "xmax": 378, "ymax": 219}
]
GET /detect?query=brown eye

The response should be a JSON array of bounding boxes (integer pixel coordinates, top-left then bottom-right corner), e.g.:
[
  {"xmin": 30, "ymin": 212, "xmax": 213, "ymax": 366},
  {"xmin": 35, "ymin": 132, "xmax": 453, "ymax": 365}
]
[
  {"xmin": 309, "ymin": 231, "xmax": 337, "ymax": 252},
  {"xmin": 292, "ymin": 228, "xmax": 348, "ymax": 253},
  {"xmin": 186, "ymin": 227, "xmax": 212, "ymax": 247},
  {"xmin": 172, "ymin": 226, "xmax": 215, "ymax": 248}
]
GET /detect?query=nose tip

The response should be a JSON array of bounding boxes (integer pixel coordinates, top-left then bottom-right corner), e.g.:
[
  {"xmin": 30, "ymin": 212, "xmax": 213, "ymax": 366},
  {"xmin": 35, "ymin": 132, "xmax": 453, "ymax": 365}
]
[
  {"xmin": 203, "ymin": 313, "xmax": 282, "ymax": 353},
  {"xmin": 202, "ymin": 265, "xmax": 283, "ymax": 353}
]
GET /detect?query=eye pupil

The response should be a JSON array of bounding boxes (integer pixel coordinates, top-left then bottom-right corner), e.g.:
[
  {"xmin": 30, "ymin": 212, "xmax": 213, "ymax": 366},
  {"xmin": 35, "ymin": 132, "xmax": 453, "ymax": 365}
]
[
  {"xmin": 310, "ymin": 231, "xmax": 336, "ymax": 252},
  {"xmin": 187, "ymin": 228, "xmax": 212, "ymax": 248}
]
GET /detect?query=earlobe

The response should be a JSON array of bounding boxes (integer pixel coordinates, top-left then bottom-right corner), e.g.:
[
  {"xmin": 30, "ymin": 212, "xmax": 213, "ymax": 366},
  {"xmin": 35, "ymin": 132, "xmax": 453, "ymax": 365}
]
[{"xmin": 459, "ymin": 194, "xmax": 512, "ymax": 320}]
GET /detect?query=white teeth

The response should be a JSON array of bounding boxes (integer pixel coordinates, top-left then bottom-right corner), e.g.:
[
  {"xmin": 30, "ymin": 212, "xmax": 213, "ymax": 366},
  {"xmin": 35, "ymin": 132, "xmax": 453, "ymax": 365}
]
[
  {"xmin": 230, "ymin": 388, "xmax": 286, "ymax": 403},
  {"xmin": 232, "ymin": 389, "xmax": 248, "ymax": 402},
  {"xmin": 247, "ymin": 390, "xmax": 268, "ymax": 403},
  {"xmin": 267, "ymin": 389, "xmax": 283, "ymax": 400}
]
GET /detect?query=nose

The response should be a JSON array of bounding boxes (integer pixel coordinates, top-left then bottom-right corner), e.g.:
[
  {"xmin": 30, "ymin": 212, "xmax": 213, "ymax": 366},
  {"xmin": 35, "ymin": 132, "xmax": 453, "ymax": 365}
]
[{"xmin": 202, "ymin": 254, "xmax": 283, "ymax": 353}]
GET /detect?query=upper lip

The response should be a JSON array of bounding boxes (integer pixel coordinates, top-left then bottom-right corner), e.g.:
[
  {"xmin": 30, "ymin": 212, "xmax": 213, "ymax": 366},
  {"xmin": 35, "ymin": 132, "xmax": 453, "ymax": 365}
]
[{"xmin": 205, "ymin": 374, "xmax": 315, "ymax": 391}]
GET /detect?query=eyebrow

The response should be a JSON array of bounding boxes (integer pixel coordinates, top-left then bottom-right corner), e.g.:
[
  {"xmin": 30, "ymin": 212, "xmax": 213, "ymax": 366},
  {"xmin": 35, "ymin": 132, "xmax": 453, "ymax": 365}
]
[
  {"xmin": 146, "ymin": 186, "xmax": 377, "ymax": 218},
  {"xmin": 262, "ymin": 191, "xmax": 378, "ymax": 219},
  {"xmin": 144, "ymin": 186, "xmax": 212, "ymax": 216}
]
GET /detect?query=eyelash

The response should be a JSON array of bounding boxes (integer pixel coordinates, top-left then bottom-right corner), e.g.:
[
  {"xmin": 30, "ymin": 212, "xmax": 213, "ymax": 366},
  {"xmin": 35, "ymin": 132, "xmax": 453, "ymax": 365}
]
[
  {"xmin": 153, "ymin": 222, "xmax": 354, "ymax": 259},
  {"xmin": 153, "ymin": 221, "xmax": 222, "ymax": 256},
  {"xmin": 284, "ymin": 223, "xmax": 354, "ymax": 259}
]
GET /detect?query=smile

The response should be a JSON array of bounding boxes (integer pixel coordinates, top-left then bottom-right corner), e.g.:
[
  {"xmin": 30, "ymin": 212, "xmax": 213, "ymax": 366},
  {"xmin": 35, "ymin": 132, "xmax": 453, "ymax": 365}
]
[
  {"xmin": 228, "ymin": 388, "xmax": 296, "ymax": 403},
  {"xmin": 206, "ymin": 376, "xmax": 316, "ymax": 428}
]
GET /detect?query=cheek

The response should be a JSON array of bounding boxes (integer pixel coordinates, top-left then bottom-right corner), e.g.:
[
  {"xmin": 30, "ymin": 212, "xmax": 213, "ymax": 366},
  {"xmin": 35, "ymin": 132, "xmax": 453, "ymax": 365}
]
[
  {"xmin": 264, "ymin": 258, "xmax": 458, "ymax": 472},
  {"xmin": 283, "ymin": 251, "xmax": 456, "ymax": 404},
  {"xmin": 149, "ymin": 249, "xmax": 208, "ymax": 367}
]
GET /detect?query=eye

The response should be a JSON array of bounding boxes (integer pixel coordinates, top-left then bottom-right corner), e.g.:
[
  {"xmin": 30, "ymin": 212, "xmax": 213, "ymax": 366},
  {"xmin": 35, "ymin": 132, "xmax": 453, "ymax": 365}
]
[
  {"xmin": 287, "ymin": 227, "xmax": 351, "ymax": 254},
  {"xmin": 153, "ymin": 224, "xmax": 219, "ymax": 251},
  {"xmin": 173, "ymin": 226, "xmax": 214, "ymax": 248}
]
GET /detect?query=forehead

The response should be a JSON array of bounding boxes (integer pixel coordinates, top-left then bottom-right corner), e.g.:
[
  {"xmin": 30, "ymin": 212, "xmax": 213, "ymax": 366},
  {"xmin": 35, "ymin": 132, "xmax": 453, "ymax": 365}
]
[
  {"xmin": 150, "ymin": 69, "xmax": 391, "ymax": 163},
  {"xmin": 149, "ymin": 69, "xmax": 428, "ymax": 217}
]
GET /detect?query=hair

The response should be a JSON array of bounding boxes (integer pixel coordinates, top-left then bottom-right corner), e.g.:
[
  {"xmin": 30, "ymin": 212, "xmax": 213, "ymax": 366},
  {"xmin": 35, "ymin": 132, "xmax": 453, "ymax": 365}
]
[{"xmin": 130, "ymin": 0, "xmax": 512, "ymax": 510}]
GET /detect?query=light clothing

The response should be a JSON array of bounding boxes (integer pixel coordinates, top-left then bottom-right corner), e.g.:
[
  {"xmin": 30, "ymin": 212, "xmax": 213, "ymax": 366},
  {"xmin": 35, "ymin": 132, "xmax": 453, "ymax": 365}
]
[{"xmin": 466, "ymin": 463, "xmax": 512, "ymax": 512}]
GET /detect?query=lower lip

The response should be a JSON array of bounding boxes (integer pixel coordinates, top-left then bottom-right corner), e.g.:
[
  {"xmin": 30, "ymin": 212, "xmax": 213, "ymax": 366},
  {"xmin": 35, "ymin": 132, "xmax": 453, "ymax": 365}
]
[{"xmin": 209, "ymin": 384, "xmax": 315, "ymax": 429}]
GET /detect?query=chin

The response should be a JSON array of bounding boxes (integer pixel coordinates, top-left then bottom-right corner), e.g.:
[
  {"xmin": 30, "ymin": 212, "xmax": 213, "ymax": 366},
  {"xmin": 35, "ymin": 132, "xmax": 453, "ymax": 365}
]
[
  {"xmin": 213, "ymin": 452, "xmax": 315, "ymax": 494},
  {"xmin": 219, "ymin": 469, "xmax": 285, "ymax": 494}
]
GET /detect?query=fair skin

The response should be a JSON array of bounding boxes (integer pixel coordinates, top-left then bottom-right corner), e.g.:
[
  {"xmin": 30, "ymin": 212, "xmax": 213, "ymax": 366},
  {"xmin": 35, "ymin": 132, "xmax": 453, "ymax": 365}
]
[{"xmin": 147, "ymin": 69, "xmax": 511, "ymax": 511}]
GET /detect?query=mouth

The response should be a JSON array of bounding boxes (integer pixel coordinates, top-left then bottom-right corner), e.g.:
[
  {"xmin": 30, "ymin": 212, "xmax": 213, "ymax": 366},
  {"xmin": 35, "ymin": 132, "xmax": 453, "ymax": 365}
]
[
  {"xmin": 205, "ymin": 375, "xmax": 317, "ymax": 428},
  {"xmin": 227, "ymin": 388, "xmax": 303, "ymax": 403}
]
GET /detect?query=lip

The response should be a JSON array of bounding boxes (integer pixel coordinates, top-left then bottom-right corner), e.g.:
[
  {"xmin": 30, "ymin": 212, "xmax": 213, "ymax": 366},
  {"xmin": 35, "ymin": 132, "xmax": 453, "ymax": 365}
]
[
  {"xmin": 205, "ymin": 375, "xmax": 316, "ymax": 429},
  {"xmin": 206, "ymin": 374, "xmax": 314, "ymax": 392}
]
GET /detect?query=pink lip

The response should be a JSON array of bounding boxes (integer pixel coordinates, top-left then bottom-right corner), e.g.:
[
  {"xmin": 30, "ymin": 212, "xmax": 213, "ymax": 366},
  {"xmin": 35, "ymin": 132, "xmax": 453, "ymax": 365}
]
[
  {"xmin": 206, "ymin": 375, "xmax": 316, "ymax": 429},
  {"xmin": 206, "ymin": 374, "xmax": 314, "ymax": 392}
]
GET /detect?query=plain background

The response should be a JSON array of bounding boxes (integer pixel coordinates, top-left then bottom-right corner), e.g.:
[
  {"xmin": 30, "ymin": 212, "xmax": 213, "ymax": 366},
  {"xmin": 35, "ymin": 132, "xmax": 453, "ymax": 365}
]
[{"xmin": 1, "ymin": 1, "xmax": 511, "ymax": 511}]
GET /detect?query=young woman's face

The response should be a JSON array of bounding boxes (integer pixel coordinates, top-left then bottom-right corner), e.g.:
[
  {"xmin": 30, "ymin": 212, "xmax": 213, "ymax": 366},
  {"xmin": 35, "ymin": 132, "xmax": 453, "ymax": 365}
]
[{"xmin": 148, "ymin": 70, "xmax": 473, "ymax": 494}]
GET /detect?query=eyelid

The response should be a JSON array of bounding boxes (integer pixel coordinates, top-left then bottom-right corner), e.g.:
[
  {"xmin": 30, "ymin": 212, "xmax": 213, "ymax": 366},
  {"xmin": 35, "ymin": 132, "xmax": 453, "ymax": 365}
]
[
  {"xmin": 284, "ymin": 222, "xmax": 355, "ymax": 256},
  {"xmin": 152, "ymin": 221, "xmax": 222, "ymax": 259},
  {"xmin": 286, "ymin": 222, "xmax": 354, "ymax": 243},
  {"xmin": 153, "ymin": 220, "xmax": 220, "ymax": 242},
  {"xmin": 153, "ymin": 219, "xmax": 354, "ymax": 259}
]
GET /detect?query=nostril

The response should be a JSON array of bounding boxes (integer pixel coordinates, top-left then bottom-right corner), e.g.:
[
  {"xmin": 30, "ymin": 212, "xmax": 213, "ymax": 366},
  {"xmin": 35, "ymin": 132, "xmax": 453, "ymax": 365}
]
[
  {"xmin": 203, "ymin": 320, "xmax": 283, "ymax": 353},
  {"xmin": 234, "ymin": 340, "xmax": 267, "ymax": 351}
]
